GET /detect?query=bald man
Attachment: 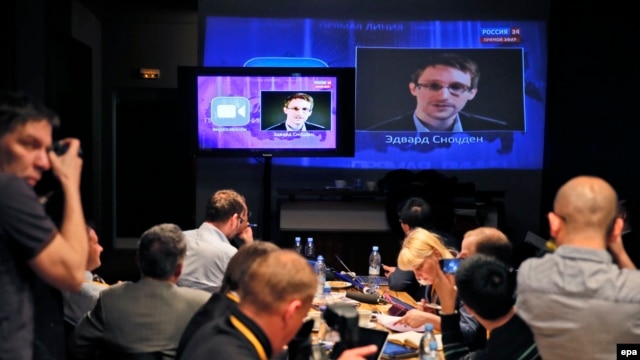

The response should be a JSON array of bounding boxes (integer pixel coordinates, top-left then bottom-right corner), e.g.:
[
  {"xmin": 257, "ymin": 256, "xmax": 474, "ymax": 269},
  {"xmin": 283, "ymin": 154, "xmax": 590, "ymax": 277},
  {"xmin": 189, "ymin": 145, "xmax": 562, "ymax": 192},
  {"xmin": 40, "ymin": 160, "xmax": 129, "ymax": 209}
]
[
  {"xmin": 458, "ymin": 227, "xmax": 512, "ymax": 266},
  {"xmin": 516, "ymin": 176, "xmax": 640, "ymax": 360}
]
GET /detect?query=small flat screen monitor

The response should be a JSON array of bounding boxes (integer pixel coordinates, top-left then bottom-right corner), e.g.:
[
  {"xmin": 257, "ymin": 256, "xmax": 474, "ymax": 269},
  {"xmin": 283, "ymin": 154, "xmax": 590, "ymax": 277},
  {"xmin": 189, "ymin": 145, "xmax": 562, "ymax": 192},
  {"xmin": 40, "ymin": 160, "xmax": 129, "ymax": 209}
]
[{"xmin": 179, "ymin": 66, "xmax": 355, "ymax": 157}]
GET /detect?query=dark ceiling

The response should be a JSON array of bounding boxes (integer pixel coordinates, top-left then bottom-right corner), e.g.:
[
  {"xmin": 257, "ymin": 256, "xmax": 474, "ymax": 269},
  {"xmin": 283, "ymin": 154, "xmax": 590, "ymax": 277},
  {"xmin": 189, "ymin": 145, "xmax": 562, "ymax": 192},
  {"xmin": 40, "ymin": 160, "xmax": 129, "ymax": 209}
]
[{"xmin": 78, "ymin": 0, "xmax": 198, "ymax": 18}]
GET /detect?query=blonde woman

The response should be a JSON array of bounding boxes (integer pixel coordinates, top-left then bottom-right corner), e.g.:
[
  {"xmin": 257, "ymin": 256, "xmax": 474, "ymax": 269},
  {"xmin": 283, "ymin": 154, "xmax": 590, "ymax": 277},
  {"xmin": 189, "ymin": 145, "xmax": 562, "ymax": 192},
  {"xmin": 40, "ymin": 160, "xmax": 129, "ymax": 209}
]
[{"xmin": 395, "ymin": 228, "xmax": 485, "ymax": 350}]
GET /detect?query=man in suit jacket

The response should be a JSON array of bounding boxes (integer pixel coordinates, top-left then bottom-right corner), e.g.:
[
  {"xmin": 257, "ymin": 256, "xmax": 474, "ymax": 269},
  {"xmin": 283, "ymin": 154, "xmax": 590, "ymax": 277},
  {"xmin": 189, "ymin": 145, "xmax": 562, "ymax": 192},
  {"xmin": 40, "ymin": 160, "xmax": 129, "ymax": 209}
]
[
  {"xmin": 265, "ymin": 93, "xmax": 326, "ymax": 131},
  {"xmin": 70, "ymin": 223, "xmax": 210, "ymax": 359},
  {"xmin": 367, "ymin": 53, "xmax": 509, "ymax": 132}
]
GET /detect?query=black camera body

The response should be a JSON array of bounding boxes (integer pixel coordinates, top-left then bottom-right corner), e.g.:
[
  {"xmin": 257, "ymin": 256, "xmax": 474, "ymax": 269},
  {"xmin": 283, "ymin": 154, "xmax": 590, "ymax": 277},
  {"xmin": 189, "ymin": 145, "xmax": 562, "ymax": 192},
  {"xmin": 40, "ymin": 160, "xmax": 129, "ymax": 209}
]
[
  {"xmin": 323, "ymin": 303, "xmax": 359, "ymax": 359},
  {"xmin": 50, "ymin": 140, "xmax": 83, "ymax": 157}
]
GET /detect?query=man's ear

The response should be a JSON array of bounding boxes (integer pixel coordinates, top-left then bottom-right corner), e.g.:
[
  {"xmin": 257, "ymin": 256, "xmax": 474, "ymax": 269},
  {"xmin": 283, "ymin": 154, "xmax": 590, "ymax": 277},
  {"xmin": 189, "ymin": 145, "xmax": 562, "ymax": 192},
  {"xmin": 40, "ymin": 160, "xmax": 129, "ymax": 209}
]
[
  {"xmin": 283, "ymin": 299, "xmax": 303, "ymax": 324},
  {"xmin": 607, "ymin": 217, "xmax": 624, "ymax": 243},
  {"xmin": 548, "ymin": 211, "xmax": 561, "ymax": 239},
  {"xmin": 409, "ymin": 82, "xmax": 418, "ymax": 96},
  {"xmin": 467, "ymin": 88, "xmax": 478, "ymax": 100},
  {"xmin": 174, "ymin": 262, "xmax": 183, "ymax": 279}
]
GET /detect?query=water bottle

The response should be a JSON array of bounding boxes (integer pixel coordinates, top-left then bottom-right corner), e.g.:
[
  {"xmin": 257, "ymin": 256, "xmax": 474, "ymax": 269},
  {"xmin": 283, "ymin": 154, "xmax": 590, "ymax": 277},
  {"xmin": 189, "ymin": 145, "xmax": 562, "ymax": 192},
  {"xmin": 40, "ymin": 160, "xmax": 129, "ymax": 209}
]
[
  {"xmin": 428, "ymin": 340, "xmax": 438, "ymax": 359},
  {"xmin": 320, "ymin": 283, "xmax": 333, "ymax": 309},
  {"xmin": 314, "ymin": 255, "xmax": 326, "ymax": 296},
  {"xmin": 368, "ymin": 246, "xmax": 382, "ymax": 293},
  {"xmin": 294, "ymin": 236, "xmax": 302, "ymax": 254},
  {"xmin": 305, "ymin": 237, "xmax": 316, "ymax": 258},
  {"xmin": 368, "ymin": 246, "xmax": 381, "ymax": 276},
  {"xmin": 419, "ymin": 323, "xmax": 437, "ymax": 360}
]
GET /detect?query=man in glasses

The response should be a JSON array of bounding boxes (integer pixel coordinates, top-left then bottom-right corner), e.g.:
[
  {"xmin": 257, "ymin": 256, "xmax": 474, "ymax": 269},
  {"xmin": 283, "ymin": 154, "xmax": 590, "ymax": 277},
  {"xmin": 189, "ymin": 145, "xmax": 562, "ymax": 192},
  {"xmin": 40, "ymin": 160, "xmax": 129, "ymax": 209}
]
[
  {"xmin": 266, "ymin": 92, "xmax": 326, "ymax": 131},
  {"xmin": 368, "ymin": 52, "xmax": 508, "ymax": 132},
  {"xmin": 177, "ymin": 189, "xmax": 254, "ymax": 293}
]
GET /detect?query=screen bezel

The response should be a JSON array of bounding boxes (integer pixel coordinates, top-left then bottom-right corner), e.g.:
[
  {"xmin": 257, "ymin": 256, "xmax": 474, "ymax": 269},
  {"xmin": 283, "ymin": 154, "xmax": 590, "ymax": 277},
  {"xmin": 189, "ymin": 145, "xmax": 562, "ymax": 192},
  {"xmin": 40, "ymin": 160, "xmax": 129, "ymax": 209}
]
[{"xmin": 178, "ymin": 66, "xmax": 356, "ymax": 158}]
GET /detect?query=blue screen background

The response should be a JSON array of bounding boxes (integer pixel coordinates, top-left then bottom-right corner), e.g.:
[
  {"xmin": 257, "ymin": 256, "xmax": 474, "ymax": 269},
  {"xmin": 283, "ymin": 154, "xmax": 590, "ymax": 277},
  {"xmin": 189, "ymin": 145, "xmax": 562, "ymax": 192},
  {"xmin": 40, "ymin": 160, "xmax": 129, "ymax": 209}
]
[{"xmin": 203, "ymin": 17, "xmax": 547, "ymax": 170}]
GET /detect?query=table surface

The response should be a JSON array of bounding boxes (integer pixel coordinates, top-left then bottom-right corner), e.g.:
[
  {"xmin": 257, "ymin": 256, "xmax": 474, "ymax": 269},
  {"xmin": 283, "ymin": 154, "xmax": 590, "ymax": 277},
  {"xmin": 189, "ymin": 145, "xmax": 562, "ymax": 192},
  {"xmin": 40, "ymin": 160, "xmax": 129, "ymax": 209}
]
[{"xmin": 311, "ymin": 286, "xmax": 442, "ymax": 360}]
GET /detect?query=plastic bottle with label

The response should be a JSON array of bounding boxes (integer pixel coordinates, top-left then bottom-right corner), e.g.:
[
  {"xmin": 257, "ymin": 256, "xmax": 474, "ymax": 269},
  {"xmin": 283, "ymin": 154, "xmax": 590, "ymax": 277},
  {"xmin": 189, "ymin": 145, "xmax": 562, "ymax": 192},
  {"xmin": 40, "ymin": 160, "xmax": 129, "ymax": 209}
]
[
  {"xmin": 305, "ymin": 237, "xmax": 316, "ymax": 258},
  {"xmin": 314, "ymin": 255, "xmax": 326, "ymax": 296},
  {"xmin": 419, "ymin": 323, "xmax": 438, "ymax": 360},
  {"xmin": 294, "ymin": 236, "xmax": 302, "ymax": 254}
]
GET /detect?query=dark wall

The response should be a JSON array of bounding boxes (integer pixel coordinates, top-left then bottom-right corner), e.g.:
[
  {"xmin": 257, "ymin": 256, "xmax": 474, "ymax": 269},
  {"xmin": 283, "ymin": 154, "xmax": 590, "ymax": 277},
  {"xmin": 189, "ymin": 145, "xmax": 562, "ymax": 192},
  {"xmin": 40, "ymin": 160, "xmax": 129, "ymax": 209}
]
[
  {"xmin": 7, "ymin": 0, "xmax": 640, "ymax": 264},
  {"xmin": 542, "ymin": 1, "xmax": 640, "ymax": 262}
]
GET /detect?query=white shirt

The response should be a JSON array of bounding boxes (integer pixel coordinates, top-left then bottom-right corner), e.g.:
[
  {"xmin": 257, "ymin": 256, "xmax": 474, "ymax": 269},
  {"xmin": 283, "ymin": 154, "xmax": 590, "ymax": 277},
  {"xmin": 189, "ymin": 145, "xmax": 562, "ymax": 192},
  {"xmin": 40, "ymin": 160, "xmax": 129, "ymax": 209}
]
[{"xmin": 177, "ymin": 222, "xmax": 237, "ymax": 293}]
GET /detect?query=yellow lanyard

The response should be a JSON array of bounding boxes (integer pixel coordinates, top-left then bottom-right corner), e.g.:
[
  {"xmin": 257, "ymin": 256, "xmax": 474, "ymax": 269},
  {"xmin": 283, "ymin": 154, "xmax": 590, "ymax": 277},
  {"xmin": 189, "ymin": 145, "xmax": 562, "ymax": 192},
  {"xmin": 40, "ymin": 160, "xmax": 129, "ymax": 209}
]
[
  {"xmin": 230, "ymin": 315, "xmax": 268, "ymax": 360},
  {"xmin": 226, "ymin": 291, "xmax": 240, "ymax": 303}
]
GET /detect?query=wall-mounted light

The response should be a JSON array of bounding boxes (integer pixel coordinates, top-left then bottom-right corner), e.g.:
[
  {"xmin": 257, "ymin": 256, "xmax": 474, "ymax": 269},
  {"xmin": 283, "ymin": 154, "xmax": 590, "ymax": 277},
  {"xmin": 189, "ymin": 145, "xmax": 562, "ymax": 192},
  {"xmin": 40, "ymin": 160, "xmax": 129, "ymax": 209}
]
[{"xmin": 139, "ymin": 68, "xmax": 160, "ymax": 79}]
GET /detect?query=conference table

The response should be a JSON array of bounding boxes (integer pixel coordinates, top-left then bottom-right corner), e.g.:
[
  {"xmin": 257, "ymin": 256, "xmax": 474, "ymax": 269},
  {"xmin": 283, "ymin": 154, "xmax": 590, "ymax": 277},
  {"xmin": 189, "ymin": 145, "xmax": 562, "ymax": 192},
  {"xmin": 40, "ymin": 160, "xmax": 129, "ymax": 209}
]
[{"xmin": 311, "ymin": 284, "xmax": 444, "ymax": 360}]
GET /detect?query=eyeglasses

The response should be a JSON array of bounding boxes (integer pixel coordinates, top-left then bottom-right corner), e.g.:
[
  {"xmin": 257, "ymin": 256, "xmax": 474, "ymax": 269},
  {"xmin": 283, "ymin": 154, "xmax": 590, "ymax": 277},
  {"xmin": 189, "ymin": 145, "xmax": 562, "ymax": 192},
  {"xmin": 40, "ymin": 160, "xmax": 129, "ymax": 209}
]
[
  {"xmin": 238, "ymin": 211, "xmax": 252, "ymax": 225},
  {"xmin": 415, "ymin": 82, "xmax": 471, "ymax": 96},
  {"xmin": 286, "ymin": 107, "xmax": 311, "ymax": 112}
]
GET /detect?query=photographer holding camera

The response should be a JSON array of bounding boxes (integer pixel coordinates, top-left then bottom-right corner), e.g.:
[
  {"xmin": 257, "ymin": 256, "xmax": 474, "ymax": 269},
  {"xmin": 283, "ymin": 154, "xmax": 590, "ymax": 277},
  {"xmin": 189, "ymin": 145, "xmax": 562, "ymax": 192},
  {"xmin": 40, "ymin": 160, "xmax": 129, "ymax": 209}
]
[{"xmin": 0, "ymin": 90, "xmax": 89, "ymax": 359}]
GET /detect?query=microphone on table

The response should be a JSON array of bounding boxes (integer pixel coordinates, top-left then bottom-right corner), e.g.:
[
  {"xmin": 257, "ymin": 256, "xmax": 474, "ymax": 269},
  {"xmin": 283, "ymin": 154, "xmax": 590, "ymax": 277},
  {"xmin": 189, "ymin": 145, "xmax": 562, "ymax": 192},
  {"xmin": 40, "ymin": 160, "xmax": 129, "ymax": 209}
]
[
  {"xmin": 345, "ymin": 292, "xmax": 387, "ymax": 305},
  {"xmin": 333, "ymin": 271, "xmax": 388, "ymax": 304}
]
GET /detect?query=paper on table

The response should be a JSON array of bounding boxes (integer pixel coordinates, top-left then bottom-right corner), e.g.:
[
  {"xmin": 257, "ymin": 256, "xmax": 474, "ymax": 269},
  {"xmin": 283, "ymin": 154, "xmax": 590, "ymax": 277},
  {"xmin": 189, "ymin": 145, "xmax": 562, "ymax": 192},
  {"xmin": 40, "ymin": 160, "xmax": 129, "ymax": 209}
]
[{"xmin": 376, "ymin": 314, "xmax": 424, "ymax": 332}]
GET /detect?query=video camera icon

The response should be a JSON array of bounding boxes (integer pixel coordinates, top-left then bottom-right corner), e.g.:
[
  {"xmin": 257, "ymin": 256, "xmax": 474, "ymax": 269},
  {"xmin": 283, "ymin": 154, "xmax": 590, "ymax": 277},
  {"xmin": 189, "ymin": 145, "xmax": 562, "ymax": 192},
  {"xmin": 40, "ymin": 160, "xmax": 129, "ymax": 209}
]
[{"xmin": 210, "ymin": 97, "xmax": 251, "ymax": 126}]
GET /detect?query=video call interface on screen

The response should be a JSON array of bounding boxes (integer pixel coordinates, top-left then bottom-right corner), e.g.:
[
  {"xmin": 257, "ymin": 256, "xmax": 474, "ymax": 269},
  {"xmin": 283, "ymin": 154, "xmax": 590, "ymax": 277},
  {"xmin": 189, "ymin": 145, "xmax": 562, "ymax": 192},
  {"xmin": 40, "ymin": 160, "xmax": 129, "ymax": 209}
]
[
  {"xmin": 202, "ymin": 16, "xmax": 548, "ymax": 170},
  {"xmin": 197, "ymin": 74, "xmax": 339, "ymax": 152}
]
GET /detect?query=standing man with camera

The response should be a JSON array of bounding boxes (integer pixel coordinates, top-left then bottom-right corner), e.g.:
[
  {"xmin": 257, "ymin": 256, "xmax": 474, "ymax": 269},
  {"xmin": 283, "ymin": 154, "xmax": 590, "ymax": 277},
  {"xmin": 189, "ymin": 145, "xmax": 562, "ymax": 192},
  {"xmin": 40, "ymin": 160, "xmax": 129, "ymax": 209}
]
[{"xmin": 0, "ymin": 90, "xmax": 89, "ymax": 359}]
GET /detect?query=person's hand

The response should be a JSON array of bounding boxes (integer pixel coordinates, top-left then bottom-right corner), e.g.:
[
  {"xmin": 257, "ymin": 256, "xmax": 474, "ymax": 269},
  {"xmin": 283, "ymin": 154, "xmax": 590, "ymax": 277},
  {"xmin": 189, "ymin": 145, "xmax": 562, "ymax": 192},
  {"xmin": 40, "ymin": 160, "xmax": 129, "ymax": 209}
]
[
  {"xmin": 236, "ymin": 225, "xmax": 254, "ymax": 245},
  {"xmin": 382, "ymin": 264, "xmax": 396, "ymax": 278},
  {"xmin": 337, "ymin": 344, "xmax": 378, "ymax": 360},
  {"xmin": 419, "ymin": 298, "xmax": 438, "ymax": 314},
  {"xmin": 393, "ymin": 309, "xmax": 437, "ymax": 329},
  {"xmin": 430, "ymin": 257, "xmax": 457, "ymax": 314},
  {"xmin": 608, "ymin": 233, "xmax": 636, "ymax": 269},
  {"xmin": 48, "ymin": 138, "xmax": 83, "ymax": 190}
]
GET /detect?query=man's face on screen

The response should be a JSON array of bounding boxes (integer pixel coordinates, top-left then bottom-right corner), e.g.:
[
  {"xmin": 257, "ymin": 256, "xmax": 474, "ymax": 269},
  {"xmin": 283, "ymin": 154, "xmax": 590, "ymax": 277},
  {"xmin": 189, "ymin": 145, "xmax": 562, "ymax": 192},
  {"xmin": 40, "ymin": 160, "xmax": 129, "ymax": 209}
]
[
  {"xmin": 283, "ymin": 98, "xmax": 313, "ymax": 130},
  {"xmin": 410, "ymin": 65, "xmax": 477, "ymax": 127}
]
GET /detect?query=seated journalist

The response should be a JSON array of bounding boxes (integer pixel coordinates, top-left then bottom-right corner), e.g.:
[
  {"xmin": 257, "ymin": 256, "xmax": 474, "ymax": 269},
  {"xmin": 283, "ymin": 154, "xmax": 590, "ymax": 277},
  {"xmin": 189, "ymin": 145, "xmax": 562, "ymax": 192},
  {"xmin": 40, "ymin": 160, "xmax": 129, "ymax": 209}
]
[
  {"xmin": 63, "ymin": 224, "xmax": 108, "ymax": 326},
  {"xmin": 394, "ymin": 228, "xmax": 484, "ymax": 350},
  {"xmin": 176, "ymin": 240, "xmax": 280, "ymax": 358},
  {"xmin": 367, "ymin": 53, "xmax": 508, "ymax": 132},
  {"xmin": 433, "ymin": 254, "xmax": 539, "ymax": 359},
  {"xmin": 70, "ymin": 223, "xmax": 210, "ymax": 359},
  {"xmin": 179, "ymin": 249, "xmax": 378, "ymax": 360},
  {"xmin": 178, "ymin": 189, "xmax": 254, "ymax": 293},
  {"xmin": 383, "ymin": 197, "xmax": 458, "ymax": 301}
]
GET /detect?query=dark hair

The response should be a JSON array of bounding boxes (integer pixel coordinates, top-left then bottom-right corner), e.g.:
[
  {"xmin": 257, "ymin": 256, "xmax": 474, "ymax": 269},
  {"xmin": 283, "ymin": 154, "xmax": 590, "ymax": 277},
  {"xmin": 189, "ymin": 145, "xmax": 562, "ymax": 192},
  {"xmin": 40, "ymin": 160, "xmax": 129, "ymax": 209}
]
[
  {"xmin": 205, "ymin": 189, "xmax": 247, "ymax": 222},
  {"xmin": 475, "ymin": 240, "xmax": 513, "ymax": 267},
  {"xmin": 398, "ymin": 197, "xmax": 432, "ymax": 229},
  {"xmin": 284, "ymin": 93, "xmax": 314, "ymax": 110},
  {"xmin": 0, "ymin": 90, "xmax": 60, "ymax": 138},
  {"xmin": 411, "ymin": 53, "xmax": 480, "ymax": 89},
  {"xmin": 455, "ymin": 254, "xmax": 515, "ymax": 321},
  {"xmin": 137, "ymin": 223, "xmax": 186, "ymax": 280}
]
